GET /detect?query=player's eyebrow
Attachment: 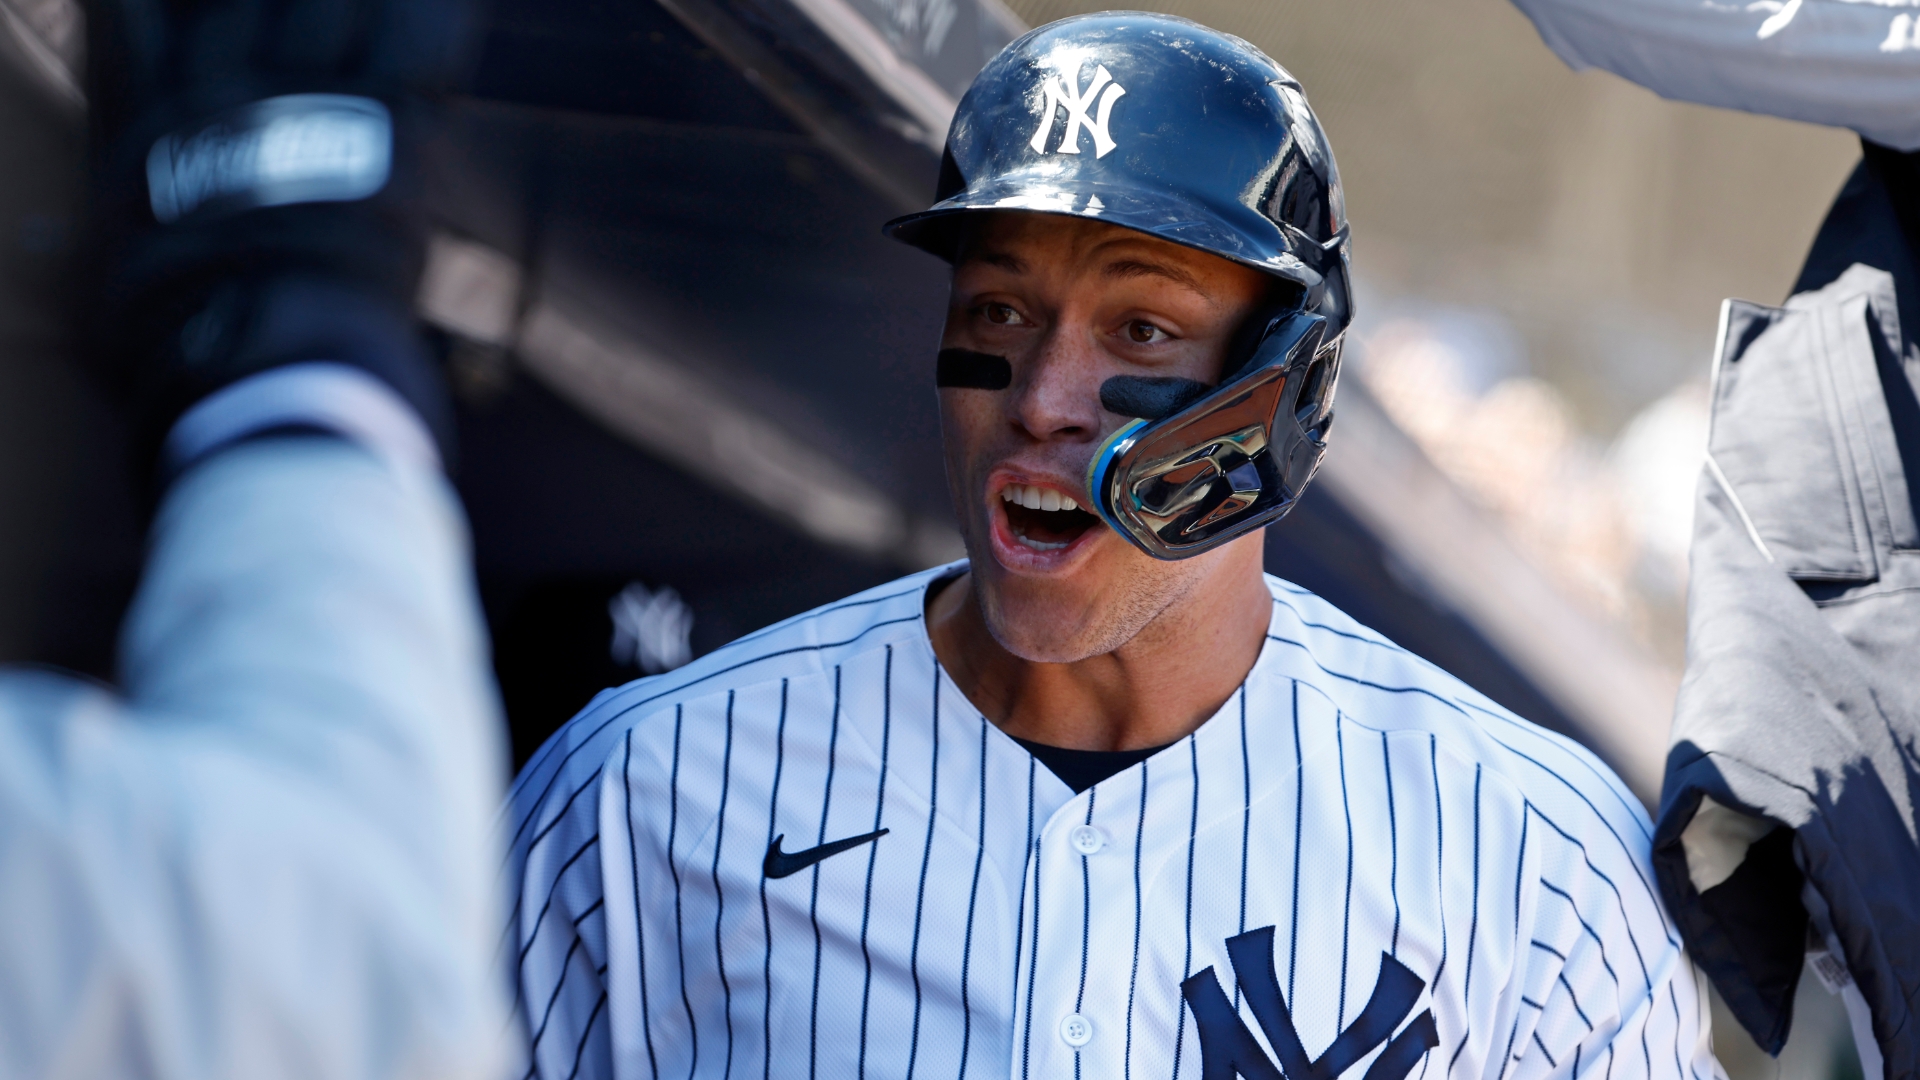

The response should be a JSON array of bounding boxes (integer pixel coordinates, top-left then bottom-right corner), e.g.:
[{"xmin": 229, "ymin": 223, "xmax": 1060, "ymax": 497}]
[
  {"xmin": 958, "ymin": 249, "xmax": 1027, "ymax": 273},
  {"xmin": 1102, "ymin": 257, "xmax": 1211, "ymax": 298}
]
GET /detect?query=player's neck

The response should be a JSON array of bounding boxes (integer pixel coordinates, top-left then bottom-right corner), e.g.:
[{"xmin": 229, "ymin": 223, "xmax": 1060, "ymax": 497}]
[{"xmin": 925, "ymin": 551, "xmax": 1271, "ymax": 752}]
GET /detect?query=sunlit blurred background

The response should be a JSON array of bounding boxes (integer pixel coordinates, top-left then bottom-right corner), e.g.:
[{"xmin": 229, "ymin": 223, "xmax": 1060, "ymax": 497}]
[{"xmin": 0, "ymin": 0, "xmax": 1873, "ymax": 1072}]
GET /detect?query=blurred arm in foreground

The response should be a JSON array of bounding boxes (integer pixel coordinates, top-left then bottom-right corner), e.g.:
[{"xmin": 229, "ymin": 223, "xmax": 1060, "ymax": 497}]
[
  {"xmin": 0, "ymin": 0, "xmax": 512, "ymax": 1075},
  {"xmin": 1507, "ymin": 0, "xmax": 1920, "ymax": 151},
  {"xmin": 0, "ymin": 381, "xmax": 509, "ymax": 1079}
]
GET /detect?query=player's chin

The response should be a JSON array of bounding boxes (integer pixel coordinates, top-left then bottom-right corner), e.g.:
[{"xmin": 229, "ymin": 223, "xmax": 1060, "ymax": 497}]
[{"xmin": 976, "ymin": 572, "xmax": 1139, "ymax": 663}]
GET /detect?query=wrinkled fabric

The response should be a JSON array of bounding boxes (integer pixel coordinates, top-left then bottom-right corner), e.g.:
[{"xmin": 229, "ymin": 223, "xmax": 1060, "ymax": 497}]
[
  {"xmin": 1508, "ymin": 0, "xmax": 1920, "ymax": 150},
  {"xmin": 0, "ymin": 438, "xmax": 512, "ymax": 1080},
  {"xmin": 1654, "ymin": 240, "xmax": 1920, "ymax": 1075}
]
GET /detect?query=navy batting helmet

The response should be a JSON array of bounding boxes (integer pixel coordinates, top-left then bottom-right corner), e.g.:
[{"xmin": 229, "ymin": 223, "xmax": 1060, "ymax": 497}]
[{"xmin": 885, "ymin": 11, "xmax": 1352, "ymax": 560}]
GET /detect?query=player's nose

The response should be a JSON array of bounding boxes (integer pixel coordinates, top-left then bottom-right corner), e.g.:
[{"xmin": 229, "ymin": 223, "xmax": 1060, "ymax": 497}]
[{"xmin": 1008, "ymin": 325, "xmax": 1105, "ymax": 443}]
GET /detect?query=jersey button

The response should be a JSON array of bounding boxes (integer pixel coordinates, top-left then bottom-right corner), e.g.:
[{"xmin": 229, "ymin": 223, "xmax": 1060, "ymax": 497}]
[
  {"xmin": 1059, "ymin": 1013, "xmax": 1094, "ymax": 1047},
  {"xmin": 1069, "ymin": 825, "xmax": 1106, "ymax": 855}
]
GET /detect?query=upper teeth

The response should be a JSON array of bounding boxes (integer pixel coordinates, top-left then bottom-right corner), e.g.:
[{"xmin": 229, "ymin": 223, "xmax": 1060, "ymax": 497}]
[{"xmin": 1001, "ymin": 484, "xmax": 1079, "ymax": 512}]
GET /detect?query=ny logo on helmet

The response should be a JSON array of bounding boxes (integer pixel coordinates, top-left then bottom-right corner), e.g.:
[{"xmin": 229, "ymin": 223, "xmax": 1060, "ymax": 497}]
[{"xmin": 1028, "ymin": 63, "xmax": 1127, "ymax": 158}]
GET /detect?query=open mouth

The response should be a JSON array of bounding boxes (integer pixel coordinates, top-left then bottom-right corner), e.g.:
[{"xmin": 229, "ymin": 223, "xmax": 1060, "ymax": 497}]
[{"xmin": 999, "ymin": 483, "xmax": 1101, "ymax": 551}]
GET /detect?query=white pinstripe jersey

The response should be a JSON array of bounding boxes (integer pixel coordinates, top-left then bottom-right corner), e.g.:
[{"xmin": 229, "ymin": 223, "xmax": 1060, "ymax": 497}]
[{"xmin": 506, "ymin": 564, "xmax": 1720, "ymax": 1080}]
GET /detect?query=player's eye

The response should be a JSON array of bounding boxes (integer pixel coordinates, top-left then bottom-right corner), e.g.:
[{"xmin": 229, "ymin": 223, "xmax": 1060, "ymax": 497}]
[
  {"xmin": 981, "ymin": 303, "xmax": 1028, "ymax": 327},
  {"xmin": 1127, "ymin": 320, "xmax": 1169, "ymax": 344}
]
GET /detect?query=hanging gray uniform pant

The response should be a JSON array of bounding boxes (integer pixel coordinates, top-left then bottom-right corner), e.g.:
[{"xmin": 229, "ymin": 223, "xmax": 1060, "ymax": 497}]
[{"xmin": 1654, "ymin": 147, "xmax": 1920, "ymax": 1079}]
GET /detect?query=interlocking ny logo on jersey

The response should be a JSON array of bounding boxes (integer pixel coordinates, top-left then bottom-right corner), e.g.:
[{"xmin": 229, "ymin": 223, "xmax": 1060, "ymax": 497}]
[
  {"xmin": 1028, "ymin": 63, "xmax": 1126, "ymax": 158},
  {"xmin": 1181, "ymin": 927, "xmax": 1440, "ymax": 1080}
]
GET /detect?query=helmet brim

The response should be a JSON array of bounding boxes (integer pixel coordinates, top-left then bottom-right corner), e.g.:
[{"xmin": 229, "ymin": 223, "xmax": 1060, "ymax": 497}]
[{"xmin": 883, "ymin": 176, "xmax": 1329, "ymax": 294}]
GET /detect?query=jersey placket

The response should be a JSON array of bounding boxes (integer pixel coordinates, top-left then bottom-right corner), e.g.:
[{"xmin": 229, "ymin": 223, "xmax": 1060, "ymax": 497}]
[
  {"xmin": 1011, "ymin": 741, "xmax": 1199, "ymax": 1080},
  {"xmin": 1018, "ymin": 782, "xmax": 1099, "ymax": 1080},
  {"xmin": 1005, "ymin": 671, "xmax": 1331, "ymax": 1080}
]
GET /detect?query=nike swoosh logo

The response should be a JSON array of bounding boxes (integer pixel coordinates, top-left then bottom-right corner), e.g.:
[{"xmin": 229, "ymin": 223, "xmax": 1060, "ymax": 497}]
[{"xmin": 762, "ymin": 828, "xmax": 889, "ymax": 879}]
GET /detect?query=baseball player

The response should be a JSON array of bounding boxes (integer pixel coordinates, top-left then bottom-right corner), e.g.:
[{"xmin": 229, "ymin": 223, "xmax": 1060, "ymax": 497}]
[
  {"xmin": 0, "ymin": 0, "xmax": 510, "ymax": 1075},
  {"xmin": 507, "ymin": 13, "xmax": 1720, "ymax": 1080}
]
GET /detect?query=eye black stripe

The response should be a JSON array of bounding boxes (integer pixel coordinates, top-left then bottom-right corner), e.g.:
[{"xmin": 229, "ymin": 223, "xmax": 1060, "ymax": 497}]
[
  {"xmin": 936, "ymin": 348, "xmax": 1013, "ymax": 389},
  {"xmin": 1099, "ymin": 374, "xmax": 1211, "ymax": 419}
]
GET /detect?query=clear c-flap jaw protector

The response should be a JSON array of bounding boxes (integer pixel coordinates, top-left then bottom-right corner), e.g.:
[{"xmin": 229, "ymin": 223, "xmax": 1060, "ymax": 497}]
[{"xmin": 1087, "ymin": 311, "xmax": 1340, "ymax": 560}]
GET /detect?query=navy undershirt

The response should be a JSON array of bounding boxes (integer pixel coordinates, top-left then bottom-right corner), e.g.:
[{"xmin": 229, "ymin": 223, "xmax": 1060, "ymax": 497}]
[{"xmin": 1012, "ymin": 736, "xmax": 1174, "ymax": 794}]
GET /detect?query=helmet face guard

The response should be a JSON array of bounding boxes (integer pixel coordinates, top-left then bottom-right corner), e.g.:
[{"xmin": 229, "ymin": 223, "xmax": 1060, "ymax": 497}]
[{"xmin": 1088, "ymin": 312, "xmax": 1338, "ymax": 559}]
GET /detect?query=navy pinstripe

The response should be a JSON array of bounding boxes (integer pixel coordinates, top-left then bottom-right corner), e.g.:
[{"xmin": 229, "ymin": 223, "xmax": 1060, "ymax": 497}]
[
  {"xmin": 855, "ymin": 648, "xmax": 894, "ymax": 1080},
  {"xmin": 955, "ymin": 716, "xmax": 988, "ymax": 1080},
  {"xmin": 905, "ymin": 668, "xmax": 940, "ymax": 1080},
  {"xmin": 1236, "ymin": 688, "xmax": 1251, "ymax": 1011},
  {"xmin": 711, "ymin": 694, "xmax": 735, "ymax": 1080},
  {"xmin": 1337, "ymin": 715, "xmax": 1353, "ymax": 1028},
  {"xmin": 1289, "ymin": 680, "xmax": 1305, "ymax": 1003},
  {"xmin": 1429, "ymin": 735, "xmax": 1447, "ymax": 986},
  {"xmin": 624, "ymin": 731, "xmax": 659, "ymax": 1079},
  {"xmin": 668, "ymin": 706, "xmax": 698, "ymax": 1078},
  {"xmin": 1171, "ymin": 735, "xmax": 1200, "ymax": 1080},
  {"xmin": 1073, "ymin": 787, "xmax": 1095, "ymax": 1080},
  {"xmin": 1384, "ymin": 732, "xmax": 1400, "ymax": 957},
  {"xmin": 1020, "ymin": 759, "xmax": 1038, "ymax": 1080},
  {"xmin": 1125, "ymin": 759, "xmax": 1146, "ymax": 1080},
  {"xmin": 568, "ymin": 994, "xmax": 608, "ymax": 1080},
  {"xmin": 806, "ymin": 668, "xmax": 843, "ymax": 1080},
  {"xmin": 759, "ymin": 682, "xmax": 787, "ymax": 1080},
  {"xmin": 1450, "ymin": 766, "xmax": 1483, "ymax": 1073}
]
